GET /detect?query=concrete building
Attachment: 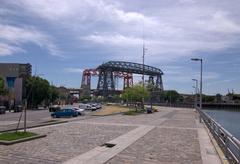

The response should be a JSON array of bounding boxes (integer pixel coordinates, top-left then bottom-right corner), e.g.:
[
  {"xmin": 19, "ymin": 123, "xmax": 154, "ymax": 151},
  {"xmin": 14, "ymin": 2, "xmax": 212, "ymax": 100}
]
[{"xmin": 0, "ymin": 63, "xmax": 32, "ymax": 106}]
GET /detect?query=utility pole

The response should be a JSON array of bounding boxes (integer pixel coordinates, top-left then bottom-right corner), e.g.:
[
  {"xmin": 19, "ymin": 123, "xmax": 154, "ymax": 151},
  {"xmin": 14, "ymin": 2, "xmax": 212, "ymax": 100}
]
[
  {"xmin": 142, "ymin": 28, "xmax": 146, "ymax": 109},
  {"xmin": 191, "ymin": 58, "xmax": 203, "ymax": 123},
  {"xmin": 142, "ymin": 40, "xmax": 145, "ymax": 88},
  {"xmin": 24, "ymin": 99, "xmax": 27, "ymax": 132}
]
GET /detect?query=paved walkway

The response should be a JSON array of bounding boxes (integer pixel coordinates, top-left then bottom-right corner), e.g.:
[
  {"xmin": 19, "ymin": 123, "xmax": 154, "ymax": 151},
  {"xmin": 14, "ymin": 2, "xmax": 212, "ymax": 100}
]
[{"xmin": 0, "ymin": 107, "xmax": 221, "ymax": 164}]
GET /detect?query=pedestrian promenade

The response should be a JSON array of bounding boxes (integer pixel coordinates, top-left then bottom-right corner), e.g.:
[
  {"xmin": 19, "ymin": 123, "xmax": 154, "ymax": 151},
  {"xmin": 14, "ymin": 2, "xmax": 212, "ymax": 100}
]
[{"xmin": 0, "ymin": 107, "xmax": 221, "ymax": 164}]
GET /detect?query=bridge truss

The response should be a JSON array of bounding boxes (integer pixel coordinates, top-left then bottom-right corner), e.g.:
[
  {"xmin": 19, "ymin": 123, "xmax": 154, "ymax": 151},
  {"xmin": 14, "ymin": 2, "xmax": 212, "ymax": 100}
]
[{"xmin": 81, "ymin": 61, "xmax": 163, "ymax": 97}]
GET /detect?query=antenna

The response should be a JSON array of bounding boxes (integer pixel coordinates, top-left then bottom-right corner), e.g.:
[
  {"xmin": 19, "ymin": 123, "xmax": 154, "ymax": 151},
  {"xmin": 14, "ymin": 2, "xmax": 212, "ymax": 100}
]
[{"xmin": 142, "ymin": 20, "xmax": 146, "ymax": 87}]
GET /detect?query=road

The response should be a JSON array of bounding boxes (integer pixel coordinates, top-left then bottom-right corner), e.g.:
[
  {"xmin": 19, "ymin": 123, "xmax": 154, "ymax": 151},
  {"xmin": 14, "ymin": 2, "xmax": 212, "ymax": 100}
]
[{"xmin": 0, "ymin": 108, "xmax": 93, "ymax": 132}]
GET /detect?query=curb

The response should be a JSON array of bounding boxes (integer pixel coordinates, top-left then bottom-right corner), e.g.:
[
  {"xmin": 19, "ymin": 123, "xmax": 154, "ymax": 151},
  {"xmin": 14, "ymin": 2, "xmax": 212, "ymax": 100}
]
[
  {"xmin": 0, "ymin": 134, "xmax": 47, "ymax": 145},
  {"xmin": 202, "ymin": 121, "xmax": 230, "ymax": 164},
  {"xmin": 0, "ymin": 120, "xmax": 68, "ymax": 133},
  {"xmin": 91, "ymin": 112, "xmax": 124, "ymax": 117}
]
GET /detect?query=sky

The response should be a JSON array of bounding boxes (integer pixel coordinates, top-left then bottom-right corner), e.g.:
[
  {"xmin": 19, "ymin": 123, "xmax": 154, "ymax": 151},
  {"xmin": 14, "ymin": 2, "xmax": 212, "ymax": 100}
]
[{"xmin": 0, "ymin": 0, "xmax": 240, "ymax": 95}]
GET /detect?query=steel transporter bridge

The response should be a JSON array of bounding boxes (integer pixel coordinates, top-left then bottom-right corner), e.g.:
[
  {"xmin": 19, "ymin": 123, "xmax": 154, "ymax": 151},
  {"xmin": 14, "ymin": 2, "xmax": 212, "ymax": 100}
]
[{"xmin": 80, "ymin": 61, "xmax": 164, "ymax": 97}]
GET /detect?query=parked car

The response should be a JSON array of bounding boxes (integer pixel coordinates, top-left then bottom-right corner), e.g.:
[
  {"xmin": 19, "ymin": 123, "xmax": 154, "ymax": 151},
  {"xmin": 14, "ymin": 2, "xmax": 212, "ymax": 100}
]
[
  {"xmin": 51, "ymin": 108, "xmax": 78, "ymax": 118},
  {"xmin": 79, "ymin": 103, "xmax": 93, "ymax": 110},
  {"xmin": 95, "ymin": 103, "xmax": 102, "ymax": 109},
  {"xmin": 14, "ymin": 105, "xmax": 23, "ymax": 113},
  {"xmin": 0, "ymin": 106, "xmax": 6, "ymax": 114},
  {"xmin": 49, "ymin": 105, "xmax": 61, "ymax": 112},
  {"xmin": 73, "ymin": 107, "xmax": 85, "ymax": 115},
  {"xmin": 90, "ymin": 104, "xmax": 97, "ymax": 111}
]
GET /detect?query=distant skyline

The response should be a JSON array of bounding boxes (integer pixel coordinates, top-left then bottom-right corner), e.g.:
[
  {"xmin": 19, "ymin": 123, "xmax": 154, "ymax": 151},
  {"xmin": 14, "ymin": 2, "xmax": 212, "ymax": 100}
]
[{"xmin": 1, "ymin": 0, "xmax": 240, "ymax": 95}]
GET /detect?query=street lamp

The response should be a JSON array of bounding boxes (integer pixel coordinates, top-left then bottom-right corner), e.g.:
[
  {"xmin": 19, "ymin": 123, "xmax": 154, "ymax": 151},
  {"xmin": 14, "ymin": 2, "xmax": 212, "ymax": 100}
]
[
  {"xmin": 191, "ymin": 58, "xmax": 203, "ymax": 123},
  {"xmin": 192, "ymin": 79, "xmax": 198, "ymax": 108}
]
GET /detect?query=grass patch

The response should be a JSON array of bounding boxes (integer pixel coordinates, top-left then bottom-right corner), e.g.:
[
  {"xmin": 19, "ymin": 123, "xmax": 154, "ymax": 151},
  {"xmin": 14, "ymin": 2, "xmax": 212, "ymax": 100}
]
[
  {"xmin": 0, "ymin": 132, "xmax": 37, "ymax": 141},
  {"xmin": 123, "ymin": 109, "xmax": 146, "ymax": 115}
]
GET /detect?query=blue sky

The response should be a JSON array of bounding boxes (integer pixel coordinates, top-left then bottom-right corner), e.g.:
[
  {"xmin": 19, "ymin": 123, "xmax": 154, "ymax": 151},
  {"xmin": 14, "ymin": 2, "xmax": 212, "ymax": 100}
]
[{"xmin": 0, "ymin": 0, "xmax": 240, "ymax": 95}]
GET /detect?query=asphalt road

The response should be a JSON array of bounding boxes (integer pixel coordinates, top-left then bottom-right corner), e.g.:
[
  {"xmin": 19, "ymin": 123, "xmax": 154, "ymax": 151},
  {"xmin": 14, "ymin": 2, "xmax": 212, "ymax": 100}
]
[{"xmin": 0, "ymin": 109, "xmax": 52, "ymax": 122}]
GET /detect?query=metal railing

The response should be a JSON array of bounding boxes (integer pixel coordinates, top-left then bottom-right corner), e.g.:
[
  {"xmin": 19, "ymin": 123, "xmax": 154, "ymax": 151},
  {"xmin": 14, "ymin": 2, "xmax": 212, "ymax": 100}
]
[{"xmin": 197, "ymin": 108, "xmax": 240, "ymax": 163}]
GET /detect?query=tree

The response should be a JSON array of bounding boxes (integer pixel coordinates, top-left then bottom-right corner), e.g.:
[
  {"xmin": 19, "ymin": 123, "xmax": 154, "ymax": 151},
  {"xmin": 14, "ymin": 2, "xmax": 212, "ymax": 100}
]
[
  {"xmin": 25, "ymin": 76, "xmax": 59, "ymax": 107},
  {"xmin": 202, "ymin": 95, "xmax": 215, "ymax": 103},
  {"xmin": 159, "ymin": 90, "xmax": 182, "ymax": 103},
  {"xmin": 122, "ymin": 85, "xmax": 150, "ymax": 107},
  {"xmin": 0, "ymin": 77, "xmax": 8, "ymax": 96},
  {"xmin": 215, "ymin": 93, "xmax": 222, "ymax": 103},
  {"xmin": 48, "ymin": 86, "xmax": 59, "ymax": 103}
]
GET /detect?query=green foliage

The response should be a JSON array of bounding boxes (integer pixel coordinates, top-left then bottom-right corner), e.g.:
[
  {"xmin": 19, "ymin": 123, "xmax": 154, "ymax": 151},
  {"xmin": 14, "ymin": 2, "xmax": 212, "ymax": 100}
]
[
  {"xmin": 25, "ymin": 76, "xmax": 59, "ymax": 107},
  {"xmin": 122, "ymin": 85, "xmax": 150, "ymax": 102},
  {"xmin": 215, "ymin": 93, "xmax": 222, "ymax": 103},
  {"xmin": 49, "ymin": 86, "xmax": 59, "ymax": 103},
  {"xmin": 202, "ymin": 95, "xmax": 215, "ymax": 103},
  {"xmin": 227, "ymin": 93, "xmax": 240, "ymax": 101},
  {"xmin": 80, "ymin": 95, "xmax": 91, "ymax": 101},
  {"xmin": 159, "ymin": 90, "xmax": 181, "ymax": 103},
  {"xmin": 0, "ymin": 76, "xmax": 8, "ymax": 96}
]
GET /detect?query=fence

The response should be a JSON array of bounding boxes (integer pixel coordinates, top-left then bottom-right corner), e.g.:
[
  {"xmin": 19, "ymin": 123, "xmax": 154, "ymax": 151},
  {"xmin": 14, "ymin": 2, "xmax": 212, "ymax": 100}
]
[{"xmin": 198, "ymin": 108, "xmax": 240, "ymax": 163}]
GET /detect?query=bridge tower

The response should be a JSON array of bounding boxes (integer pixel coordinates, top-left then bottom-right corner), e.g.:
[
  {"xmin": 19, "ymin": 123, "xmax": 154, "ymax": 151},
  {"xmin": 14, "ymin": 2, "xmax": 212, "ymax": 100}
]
[
  {"xmin": 123, "ymin": 73, "xmax": 133, "ymax": 89},
  {"xmin": 156, "ymin": 75, "xmax": 164, "ymax": 91},
  {"xmin": 148, "ymin": 76, "xmax": 154, "ymax": 85},
  {"xmin": 81, "ymin": 69, "xmax": 98, "ymax": 97},
  {"xmin": 81, "ymin": 69, "xmax": 91, "ymax": 97},
  {"xmin": 97, "ymin": 70, "xmax": 115, "ymax": 97}
]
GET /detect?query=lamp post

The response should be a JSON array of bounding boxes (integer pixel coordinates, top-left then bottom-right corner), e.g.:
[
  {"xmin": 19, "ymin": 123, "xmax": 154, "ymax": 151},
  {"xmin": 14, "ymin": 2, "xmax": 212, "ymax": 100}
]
[
  {"xmin": 191, "ymin": 58, "xmax": 203, "ymax": 123},
  {"xmin": 192, "ymin": 79, "xmax": 198, "ymax": 108}
]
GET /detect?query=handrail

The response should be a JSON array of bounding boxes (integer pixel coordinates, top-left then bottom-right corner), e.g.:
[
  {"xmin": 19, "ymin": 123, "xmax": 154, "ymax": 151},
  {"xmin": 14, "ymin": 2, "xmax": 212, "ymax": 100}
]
[{"xmin": 197, "ymin": 108, "xmax": 240, "ymax": 163}]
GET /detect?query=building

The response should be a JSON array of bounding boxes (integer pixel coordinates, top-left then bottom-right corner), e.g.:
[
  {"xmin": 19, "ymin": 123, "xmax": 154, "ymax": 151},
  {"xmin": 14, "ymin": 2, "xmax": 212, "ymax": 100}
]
[{"xmin": 0, "ymin": 63, "xmax": 32, "ymax": 106}]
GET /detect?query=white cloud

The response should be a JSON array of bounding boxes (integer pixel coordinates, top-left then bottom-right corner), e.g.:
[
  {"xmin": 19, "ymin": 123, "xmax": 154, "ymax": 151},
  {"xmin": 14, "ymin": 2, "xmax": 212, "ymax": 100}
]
[
  {"xmin": 196, "ymin": 11, "xmax": 240, "ymax": 33},
  {"xmin": 16, "ymin": 0, "xmax": 157, "ymax": 27},
  {"xmin": 64, "ymin": 68, "xmax": 84, "ymax": 73},
  {"xmin": 0, "ymin": 43, "xmax": 25, "ymax": 56},
  {"xmin": 2, "ymin": 0, "xmax": 240, "ymax": 62},
  {"xmin": 0, "ymin": 24, "xmax": 62, "ymax": 56},
  {"xmin": 82, "ymin": 34, "xmax": 142, "ymax": 46}
]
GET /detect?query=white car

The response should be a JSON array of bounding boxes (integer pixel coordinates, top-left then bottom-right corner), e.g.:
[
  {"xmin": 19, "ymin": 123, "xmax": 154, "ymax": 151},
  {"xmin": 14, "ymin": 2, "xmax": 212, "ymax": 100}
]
[
  {"xmin": 73, "ymin": 107, "xmax": 85, "ymax": 115},
  {"xmin": 79, "ymin": 104, "xmax": 92, "ymax": 110},
  {"xmin": 90, "ymin": 104, "xmax": 97, "ymax": 111}
]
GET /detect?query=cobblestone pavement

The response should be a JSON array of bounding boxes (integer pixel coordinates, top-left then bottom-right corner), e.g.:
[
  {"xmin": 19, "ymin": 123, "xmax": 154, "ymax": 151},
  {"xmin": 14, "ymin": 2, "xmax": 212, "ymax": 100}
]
[
  {"xmin": 0, "ymin": 107, "xmax": 215, "ymax": 164},
  {"xmin": 107, "ymin": 127, "xmax": 201, "ymax": 164},
  {"xmin": 79, "ymin": 108, "xmax": 173, "ymax": 126},
  {"xmin": 0, "ymin": 123, "xmax": 135, "ymax": 164}
]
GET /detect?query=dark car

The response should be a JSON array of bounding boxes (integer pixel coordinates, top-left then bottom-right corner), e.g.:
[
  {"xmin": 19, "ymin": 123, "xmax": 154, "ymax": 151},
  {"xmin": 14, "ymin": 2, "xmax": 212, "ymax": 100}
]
[
  {"xmin": 0, "ymin": 106, "xmax": 6, "ymax": 114},
  {"xmin": 51, "ymin": 108, "xmax": 78, "ymax": 118}
]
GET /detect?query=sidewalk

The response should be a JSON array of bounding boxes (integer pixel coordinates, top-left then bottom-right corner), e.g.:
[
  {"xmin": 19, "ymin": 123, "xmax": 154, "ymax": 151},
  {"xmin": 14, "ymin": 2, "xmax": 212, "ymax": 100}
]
[{"xmin": 0, "ymin": 107, "xmax": 221, "ymax": 164}]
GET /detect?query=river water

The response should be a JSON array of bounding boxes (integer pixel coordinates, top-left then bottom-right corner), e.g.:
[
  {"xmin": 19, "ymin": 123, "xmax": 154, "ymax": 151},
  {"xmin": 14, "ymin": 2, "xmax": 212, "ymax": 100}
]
[{"xmin": 203, "ymin": 109, "xmax": 240, "ymax": 140}]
